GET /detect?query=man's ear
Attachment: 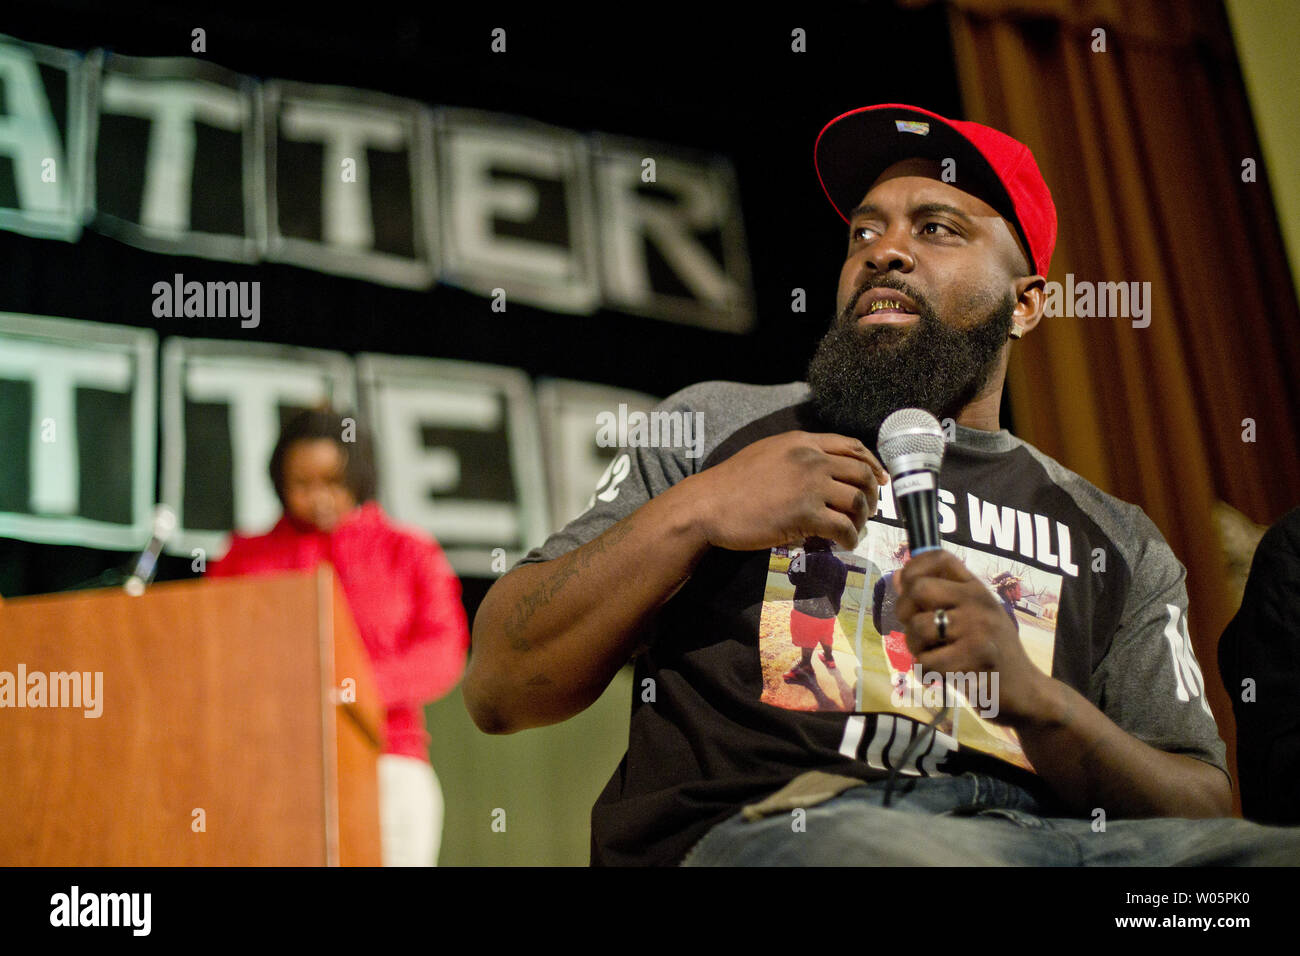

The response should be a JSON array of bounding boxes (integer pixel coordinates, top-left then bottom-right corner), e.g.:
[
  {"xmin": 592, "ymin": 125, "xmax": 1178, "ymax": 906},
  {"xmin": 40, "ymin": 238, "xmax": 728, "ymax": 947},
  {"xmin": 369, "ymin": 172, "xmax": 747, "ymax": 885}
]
[{"xmin": 1010, "ymin": 274, "xmax": 1047, "ymax": 338}]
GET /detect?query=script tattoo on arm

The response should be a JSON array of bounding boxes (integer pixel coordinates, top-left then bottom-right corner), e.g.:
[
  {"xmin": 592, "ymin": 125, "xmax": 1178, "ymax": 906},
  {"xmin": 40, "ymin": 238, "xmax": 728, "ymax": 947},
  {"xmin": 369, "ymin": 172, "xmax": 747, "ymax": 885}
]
[{"xmin": 503, "ymin": 521, "xmax": 636, "ymax": 653}]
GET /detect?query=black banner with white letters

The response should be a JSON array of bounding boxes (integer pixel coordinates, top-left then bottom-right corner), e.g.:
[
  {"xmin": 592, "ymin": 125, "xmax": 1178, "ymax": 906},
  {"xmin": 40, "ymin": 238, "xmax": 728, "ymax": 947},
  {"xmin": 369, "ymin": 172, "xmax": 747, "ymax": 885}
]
[
  {"xmin": 0, "ymin": 34, "xmax": 752, "ymax": 330},
  {"xmin": 0, "ymin": 311, "xmax": 645, "ymax": 575}
]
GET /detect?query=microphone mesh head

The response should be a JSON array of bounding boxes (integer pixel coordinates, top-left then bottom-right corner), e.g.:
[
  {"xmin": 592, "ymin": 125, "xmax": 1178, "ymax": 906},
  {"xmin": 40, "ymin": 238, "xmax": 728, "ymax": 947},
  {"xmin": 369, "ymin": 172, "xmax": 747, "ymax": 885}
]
[
  {"xmin": 878, "ymin": 408, "xmax": 946, "ymax": 475},
  {"xmin": 151, "ymin": 504, "xmax": 177, "ymax": 539}
]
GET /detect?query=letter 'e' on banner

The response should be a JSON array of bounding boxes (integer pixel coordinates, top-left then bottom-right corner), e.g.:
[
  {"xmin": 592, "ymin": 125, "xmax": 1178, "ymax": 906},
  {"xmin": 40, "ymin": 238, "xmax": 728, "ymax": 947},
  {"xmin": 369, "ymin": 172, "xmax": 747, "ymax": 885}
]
[{"xmin": 356, "ymin": 352, "xmax": 549, "ymax": 576}]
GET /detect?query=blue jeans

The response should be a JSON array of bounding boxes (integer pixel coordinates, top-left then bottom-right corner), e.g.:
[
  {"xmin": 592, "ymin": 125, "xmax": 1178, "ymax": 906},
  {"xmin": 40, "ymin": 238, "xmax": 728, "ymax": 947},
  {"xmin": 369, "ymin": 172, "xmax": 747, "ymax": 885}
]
[{"xmin": 679, "ymin": 773, "xmax": 1300, "ymax": 865}]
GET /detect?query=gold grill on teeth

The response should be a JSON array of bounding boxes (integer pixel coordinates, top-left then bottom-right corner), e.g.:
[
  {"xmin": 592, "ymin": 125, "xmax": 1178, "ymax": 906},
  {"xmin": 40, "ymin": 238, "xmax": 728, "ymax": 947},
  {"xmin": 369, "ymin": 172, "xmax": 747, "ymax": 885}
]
[{"xmin": 868, "ymin": 299, "xmax": 908, "ymax": 312}]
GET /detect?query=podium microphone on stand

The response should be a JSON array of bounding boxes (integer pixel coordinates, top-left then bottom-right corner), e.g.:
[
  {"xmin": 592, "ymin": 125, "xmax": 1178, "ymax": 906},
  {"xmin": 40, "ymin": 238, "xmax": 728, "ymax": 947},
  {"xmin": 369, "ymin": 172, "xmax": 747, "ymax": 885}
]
[{"xmin": 124, "ymin": 505, "xmax": 177, "ymax": 596}]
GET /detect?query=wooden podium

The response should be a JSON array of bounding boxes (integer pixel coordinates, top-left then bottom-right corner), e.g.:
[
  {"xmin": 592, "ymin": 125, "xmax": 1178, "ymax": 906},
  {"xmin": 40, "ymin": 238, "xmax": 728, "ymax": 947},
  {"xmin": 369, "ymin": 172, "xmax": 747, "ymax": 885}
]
[{"xmin": 0, "ymin": 567, "xmax": 383, "ymax": 865}]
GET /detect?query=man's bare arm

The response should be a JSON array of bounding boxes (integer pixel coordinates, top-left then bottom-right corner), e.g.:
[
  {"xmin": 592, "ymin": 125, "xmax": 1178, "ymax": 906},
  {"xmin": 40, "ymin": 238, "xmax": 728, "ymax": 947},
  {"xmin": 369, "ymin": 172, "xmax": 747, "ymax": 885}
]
[
  {"xmin": 1015, "ymin": 679, "xmax": 1232, "ymax": 818},
  {"xmin": 464, "ymin": 431, "xmax": 887, "ymax": 734},
  {"xmin": 465, "ymin": 477, "xmax": 709, "ymax": 733}
]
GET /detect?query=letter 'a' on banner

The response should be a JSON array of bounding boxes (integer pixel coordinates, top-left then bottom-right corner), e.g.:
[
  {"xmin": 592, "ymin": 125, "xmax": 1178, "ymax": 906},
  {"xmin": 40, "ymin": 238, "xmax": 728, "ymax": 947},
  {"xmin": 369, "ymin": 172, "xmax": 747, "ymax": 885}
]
[
  {"xmin": 534, "ymin": 378, "xmax": 658, "ymax": 529},
  {"xmin": 0, "ymin": 312, "xmax": 157, "ymax": 550},
  {"xmin": 160, "ymin": 337, "xmax": 357, "ymax": 561},
  {"xmin": 355, "ymin": 353, "xmax": 550, "ymax": 577},
  {"xmin": 0, "ymin": 37, "xmax": 93, "ymax": 242}
]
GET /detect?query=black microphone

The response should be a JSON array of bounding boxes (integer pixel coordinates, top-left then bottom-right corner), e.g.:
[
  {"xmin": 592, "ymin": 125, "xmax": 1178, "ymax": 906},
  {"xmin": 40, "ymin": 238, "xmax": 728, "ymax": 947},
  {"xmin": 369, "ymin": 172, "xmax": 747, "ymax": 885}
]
[{"xmin": 877, "ymin": 409, "xmax": 946, "ymax": 555}]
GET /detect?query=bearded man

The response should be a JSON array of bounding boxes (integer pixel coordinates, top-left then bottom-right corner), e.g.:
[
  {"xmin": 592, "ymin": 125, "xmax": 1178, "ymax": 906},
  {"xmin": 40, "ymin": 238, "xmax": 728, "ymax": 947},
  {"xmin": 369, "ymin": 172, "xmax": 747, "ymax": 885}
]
[{"xmin": 465, "ymin": 104, "xmax": 1300, "ymax": 867}]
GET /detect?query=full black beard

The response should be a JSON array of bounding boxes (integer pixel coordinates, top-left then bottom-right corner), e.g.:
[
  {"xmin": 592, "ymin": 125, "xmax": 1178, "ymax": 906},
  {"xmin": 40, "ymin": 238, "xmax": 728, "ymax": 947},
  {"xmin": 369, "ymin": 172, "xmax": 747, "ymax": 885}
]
[{"xmin": 807, "ymin": 279, "xmax": 1015, "ymax": 444}]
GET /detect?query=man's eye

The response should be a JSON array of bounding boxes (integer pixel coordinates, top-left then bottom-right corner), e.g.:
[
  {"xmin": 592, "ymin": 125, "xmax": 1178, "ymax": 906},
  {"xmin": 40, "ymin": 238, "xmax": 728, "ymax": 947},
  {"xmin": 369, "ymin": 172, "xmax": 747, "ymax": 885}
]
[
  {"xmin": 921, "ymin": 221, "xmax": 955, "ymax": 236},
  {"xmin": 850, "ymin": 225, "xmax": 876, "ymax": 242}
]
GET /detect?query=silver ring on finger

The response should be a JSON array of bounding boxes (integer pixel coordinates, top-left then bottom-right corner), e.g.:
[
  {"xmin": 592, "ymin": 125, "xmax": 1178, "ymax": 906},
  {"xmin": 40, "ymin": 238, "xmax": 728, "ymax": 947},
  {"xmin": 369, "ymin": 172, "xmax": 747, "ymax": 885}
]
[{"xmin": 933, "ymin": 607, "xmax": 949, "ymax": 643}]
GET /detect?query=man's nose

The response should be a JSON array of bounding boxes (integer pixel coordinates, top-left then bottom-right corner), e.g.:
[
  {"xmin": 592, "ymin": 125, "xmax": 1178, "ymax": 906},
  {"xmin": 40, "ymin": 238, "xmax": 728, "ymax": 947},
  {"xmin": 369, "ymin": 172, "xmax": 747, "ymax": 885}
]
[
  {"xmin": 865, "ymin": 248, "xmax": 915, "ymax": 274},
  {"xmin": 864, "ymin": 224, "xmax": 915, "ymax": 273}
]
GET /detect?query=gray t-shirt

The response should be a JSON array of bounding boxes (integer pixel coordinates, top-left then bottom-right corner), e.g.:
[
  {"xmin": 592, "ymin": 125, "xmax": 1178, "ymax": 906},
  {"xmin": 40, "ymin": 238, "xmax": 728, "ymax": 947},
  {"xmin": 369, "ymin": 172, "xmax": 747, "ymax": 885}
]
[{"xmin": 515, "ymin": 380, "xmax": 1230, "ymax": 866}]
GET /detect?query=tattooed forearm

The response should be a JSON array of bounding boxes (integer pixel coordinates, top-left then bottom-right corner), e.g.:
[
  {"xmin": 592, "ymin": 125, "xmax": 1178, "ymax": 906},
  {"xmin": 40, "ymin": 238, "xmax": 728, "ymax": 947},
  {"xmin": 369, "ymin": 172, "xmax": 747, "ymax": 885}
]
[{"xmin": 503, "ymin": 520, "xmax": 636, "ymax": 651}]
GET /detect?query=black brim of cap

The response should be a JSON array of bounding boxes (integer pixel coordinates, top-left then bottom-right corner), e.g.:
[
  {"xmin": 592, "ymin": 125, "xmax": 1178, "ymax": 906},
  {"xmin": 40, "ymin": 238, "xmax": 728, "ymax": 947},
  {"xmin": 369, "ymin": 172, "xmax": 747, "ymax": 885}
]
[{"xmin": 816, "ymin": 106, "xmax": 1030, "ymax": 263}]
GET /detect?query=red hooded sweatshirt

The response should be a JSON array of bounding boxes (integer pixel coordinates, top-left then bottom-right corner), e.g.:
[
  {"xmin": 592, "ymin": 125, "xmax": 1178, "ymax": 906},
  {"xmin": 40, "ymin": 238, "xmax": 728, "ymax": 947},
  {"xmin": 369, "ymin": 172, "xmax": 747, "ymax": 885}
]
[{"xmin": 207, "ymin": 501, "xmax": 470, "ymax": 761}]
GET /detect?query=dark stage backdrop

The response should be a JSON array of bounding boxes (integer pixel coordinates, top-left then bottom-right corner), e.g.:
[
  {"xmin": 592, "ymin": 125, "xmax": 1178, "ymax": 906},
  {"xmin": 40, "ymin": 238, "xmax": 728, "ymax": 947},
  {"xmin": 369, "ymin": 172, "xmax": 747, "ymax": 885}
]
[{"xmin": 0, "ymin": 2, "xmax": 966, "ymax": 608}]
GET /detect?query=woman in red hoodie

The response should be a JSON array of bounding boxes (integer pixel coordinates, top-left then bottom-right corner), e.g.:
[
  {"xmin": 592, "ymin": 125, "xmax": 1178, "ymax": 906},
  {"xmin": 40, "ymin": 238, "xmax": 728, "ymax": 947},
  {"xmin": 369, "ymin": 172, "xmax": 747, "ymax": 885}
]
[{"xmin": 207, "ymin": 408, "xmax": 470, "ymax": 866}]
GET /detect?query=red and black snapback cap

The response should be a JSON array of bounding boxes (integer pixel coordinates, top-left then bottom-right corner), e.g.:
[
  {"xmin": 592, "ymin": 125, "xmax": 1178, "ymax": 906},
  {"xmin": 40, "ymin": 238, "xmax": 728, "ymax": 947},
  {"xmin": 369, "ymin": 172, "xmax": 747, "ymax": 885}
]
[{"xmin": 814, "ymin": 103, "xmax": 1057, "ymax": 278}]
